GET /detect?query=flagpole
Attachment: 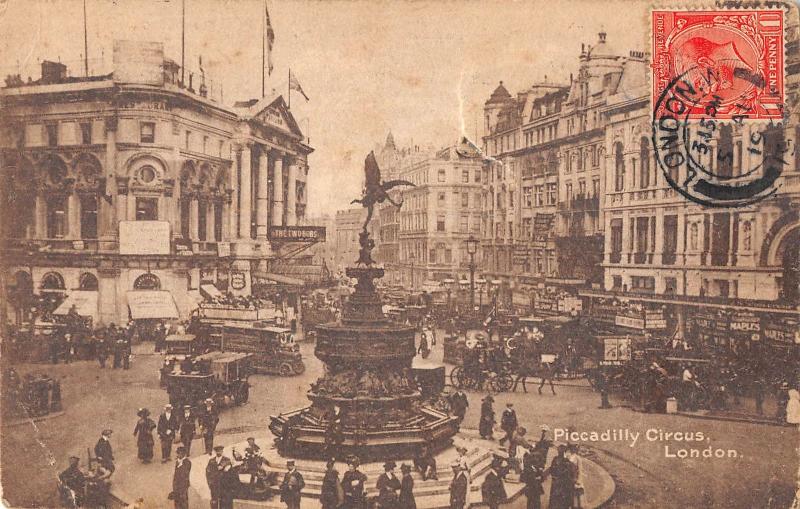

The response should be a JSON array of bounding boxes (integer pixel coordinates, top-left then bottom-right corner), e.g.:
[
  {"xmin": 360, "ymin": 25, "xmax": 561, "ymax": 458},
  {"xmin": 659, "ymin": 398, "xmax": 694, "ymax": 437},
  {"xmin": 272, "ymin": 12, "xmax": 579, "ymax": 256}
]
[
  {"xmin": 83, "ymin": 0, "xmax": 89, "ymax": 77},
  {"xmin": 261, "ymin": 0, "xmax": 266, "ymax": 98},
  {"xmin": 181, "ymin": 0, "xmax": 185, "ymax": 86},
  {"xmin": 288, "ymin": 68, "xmax": 291, "ymax": 109}
]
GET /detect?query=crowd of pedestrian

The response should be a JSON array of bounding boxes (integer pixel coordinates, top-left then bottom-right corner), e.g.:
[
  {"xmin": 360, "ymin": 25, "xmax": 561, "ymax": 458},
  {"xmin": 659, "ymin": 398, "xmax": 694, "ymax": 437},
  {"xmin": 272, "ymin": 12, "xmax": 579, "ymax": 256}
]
[{"xmin": 2, "ymin": 367, "xmax": 62, "ymax": 418}]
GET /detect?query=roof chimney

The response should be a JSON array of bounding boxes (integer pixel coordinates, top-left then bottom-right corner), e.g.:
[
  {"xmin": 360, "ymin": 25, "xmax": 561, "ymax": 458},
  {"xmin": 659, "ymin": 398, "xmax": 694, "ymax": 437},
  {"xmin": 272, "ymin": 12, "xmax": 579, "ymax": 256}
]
[{"xmin": 41, "ymin": 60, "xmax": 67, "ymax": 84}]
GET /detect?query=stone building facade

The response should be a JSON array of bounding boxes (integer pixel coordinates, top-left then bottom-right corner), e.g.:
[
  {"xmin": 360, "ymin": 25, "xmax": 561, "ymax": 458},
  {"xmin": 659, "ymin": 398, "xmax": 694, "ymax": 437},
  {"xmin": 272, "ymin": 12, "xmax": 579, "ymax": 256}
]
[
  {"xmin": 1, "ymin": 42, "xmax": 313, "ymax": 324},
  {"xmin": 397, "ymin": 143, "xmax": 483, "ymax": 289}
]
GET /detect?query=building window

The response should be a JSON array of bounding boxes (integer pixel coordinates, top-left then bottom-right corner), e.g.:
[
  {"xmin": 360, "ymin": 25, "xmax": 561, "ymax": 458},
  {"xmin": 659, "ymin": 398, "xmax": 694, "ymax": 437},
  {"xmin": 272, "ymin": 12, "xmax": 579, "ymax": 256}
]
[
  {"xmin": 438, "ymin": 169, "xmax": 446, "ymax": 182},
  {"xmin": 610, "ymin": 218, "xmax": 623, "ymax": 260},
  {"xmin": 41, "ymin": 272, "xmax": 66, "ymax": 290},
  {"xmin": 461, "ymin": 193, "xmax": 469, "ymax": 208},
  {"xmin": 534, "ymin": 185, "xmax": 544, "ymax": 206},
  {"xmin": 631, "ymin": 276, "xmax": 656, "ymax": 292},
  {"xmin": 214, "ymin": 202, "xmax": 223, "ymax": 241},
  {"xmin": 462, "ymin": 170, "xmax": 469, "ymax": 183},
  {"xmin": 140, "ymin": 122, "xmax": 155, "ymax": 144},
  {"xmin": 578, "ymin": 179, "xmax": 586, "ymax": 197},
  {"xmin": 612, "ymin": 275, "xmax": 622, "ymax": 290},
  {"xmin": 219, "ymin": 140, "xmax": 225, "ymax": 158},
  {"xmin": 198, "ymin": 200, "xmax": 207, "ymax": 241},
  {"xmin": 546, "ymin": 183, "xmax": 556, "ymax": 205},
  {"xmin": 80, "ymin": 195, "xmax": 98, "ymax": 239},
  {"xmin": 663, "ymin": 215, "xmax": 678, "ymax": 263},
  {"xmin": 80, "ymin": 122, "xmax": 92, "ymax": 145},
  {"xmin": 45, "ymin": 124, "xmax": 58, "ymax": 147},
  {"xmin": 635, "ymin": 216, "xmax": 650, "ymax": 254},
  {"xmin": 133, "ymin": 273, "xmax": 161, "ymax": 290},
  {"xmin": 79, "ymin": 272, "xmax": 99, "ymax": 291},
  {"xmin": 592, "ymin": 177, "xmax": 600, "ymax": 198},
  {"xmin": 614, "ymin": 141, "xmax": 625, "ymax": 191},
  {"xmin": 639, "ymin": 137, "xmax": 650, "ymax": 188},
  {"xmin": 437, "ymin": 215, "xmax": 446, "ymax": 232},
  {"xmin": 460, "ymin": 214, "xmax": 469, "ymax": 232},
  {"xmin": 438, "ymin": 192, "xmax": 446, "ymax": 205},
  {"xmin": 136, "ymin": 197, "xmax": 158, "ymax": 220},
  {"xmin": 180, "ymin": 198, "xmax": 191, "ymax": 239},
  {"xmin": 203, "ymin": 136, "xmax": 209, "ymax": 154},
  {"xmin": 523, "ymin": 187, "xmax": 532, "ymax": 207},
  {"xmin": 185, "ymin": 130, "xmax": 192, "ymax": 150},
  {"xmin": 565, "ymin": 182, "xmax": 573, "ymax": 202},
  {"xmin": 474, "ymin": 170, "xmax": 481, "ymax": 183},
  {"xmin": 509, "ymin": 191, "xmax": 514, "ymax": 208},
  {"xmin": 47, "ymin": 194, "xmax": 67, "ymax": 238}
]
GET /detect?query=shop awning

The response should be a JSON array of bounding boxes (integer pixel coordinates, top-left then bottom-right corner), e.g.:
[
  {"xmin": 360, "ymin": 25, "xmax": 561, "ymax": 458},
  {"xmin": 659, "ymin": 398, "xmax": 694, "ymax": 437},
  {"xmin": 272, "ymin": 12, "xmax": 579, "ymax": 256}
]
[
  {"xmin": 252, "ymin": 272, "xmax": 306, "ymax": 286},
  {"xmin": 200, "ymin": 284, "xmax": 222, "ymax": 300},
  {"xmin": 54, "ymin": 291, "xmax": 98, "ymax": 321},
  {"xmin": 127, "ymin": 290, "xmax": 179, "ymax": 320}
]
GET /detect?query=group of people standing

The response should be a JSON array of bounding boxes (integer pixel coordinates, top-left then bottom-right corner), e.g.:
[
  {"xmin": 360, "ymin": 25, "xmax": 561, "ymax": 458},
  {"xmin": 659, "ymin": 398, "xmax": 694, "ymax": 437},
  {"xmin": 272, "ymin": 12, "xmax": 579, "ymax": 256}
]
[
  {"xmin": 143, "ymin": 399, "xmax": 220, "ymax": 464},
  {"xmin": 477, "ymin": 396, "xmax": 584, "ymax": 509}
]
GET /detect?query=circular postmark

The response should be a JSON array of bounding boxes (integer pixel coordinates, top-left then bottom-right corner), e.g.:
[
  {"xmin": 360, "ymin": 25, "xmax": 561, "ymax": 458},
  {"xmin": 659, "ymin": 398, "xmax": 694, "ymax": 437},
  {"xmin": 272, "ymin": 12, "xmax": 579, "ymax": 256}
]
[{"xmin": 652, "ymin": 73, "xmax": 788, "ymax": 208}]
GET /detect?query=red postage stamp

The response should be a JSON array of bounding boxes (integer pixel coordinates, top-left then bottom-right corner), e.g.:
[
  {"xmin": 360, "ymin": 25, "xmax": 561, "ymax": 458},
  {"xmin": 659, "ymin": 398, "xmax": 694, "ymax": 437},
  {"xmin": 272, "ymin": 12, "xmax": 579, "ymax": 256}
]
[{"xmin": 652, "ymin": 9, "xmax": 785, "ymax": 119}]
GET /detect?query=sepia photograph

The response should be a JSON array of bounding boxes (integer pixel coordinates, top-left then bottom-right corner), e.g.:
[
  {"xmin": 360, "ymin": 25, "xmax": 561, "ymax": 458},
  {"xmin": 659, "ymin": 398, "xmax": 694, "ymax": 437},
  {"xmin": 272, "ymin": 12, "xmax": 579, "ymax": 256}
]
[{"xmin": 0, "ymin": 0, "xmax": 799, "ymax": 507}]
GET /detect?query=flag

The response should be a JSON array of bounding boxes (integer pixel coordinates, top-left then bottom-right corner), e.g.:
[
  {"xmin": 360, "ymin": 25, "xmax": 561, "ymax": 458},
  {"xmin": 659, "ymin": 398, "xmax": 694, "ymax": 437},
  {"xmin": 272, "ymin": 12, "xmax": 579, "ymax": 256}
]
[
  {"xmin": 289, "ymin": 69, "xmax": 309, "ymax": 101},
  {"xmin": 265, "ymin": 1, "xmax": 275, "ymax": 76}
]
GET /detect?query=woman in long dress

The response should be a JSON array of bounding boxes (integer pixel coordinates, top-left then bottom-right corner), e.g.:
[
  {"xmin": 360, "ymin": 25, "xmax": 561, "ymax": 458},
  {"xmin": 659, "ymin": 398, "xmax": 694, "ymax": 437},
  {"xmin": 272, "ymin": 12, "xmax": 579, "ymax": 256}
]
[{"xmin": 133, "ymin": 408, "xmax": 157, "ymax": 463}]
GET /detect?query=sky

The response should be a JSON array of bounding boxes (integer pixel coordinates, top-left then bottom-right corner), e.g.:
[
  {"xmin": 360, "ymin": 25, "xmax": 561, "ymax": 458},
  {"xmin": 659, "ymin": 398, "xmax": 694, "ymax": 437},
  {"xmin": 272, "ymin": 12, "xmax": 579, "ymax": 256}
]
[{"xmin": 0, "ymin": 0, "xmax": 650, "ymax": 216}]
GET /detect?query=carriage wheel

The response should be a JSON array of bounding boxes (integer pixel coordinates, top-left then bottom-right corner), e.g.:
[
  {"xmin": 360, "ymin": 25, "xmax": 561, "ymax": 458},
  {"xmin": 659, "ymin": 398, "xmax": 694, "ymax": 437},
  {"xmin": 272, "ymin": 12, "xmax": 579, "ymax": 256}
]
[
  {"xmin": 293, "ymin": 361, "xmax": 306, "ymax": 375},
  {"xmin": 279, "ymin": 363, "xmax": 293, "ymax": 377},
  {"xmin": 450, "ymin": 367, "xmax": 468, "ymax": 389},
  {"xmin": 491, "ymin": 373, "xmax": 514, "ymax": 393}
]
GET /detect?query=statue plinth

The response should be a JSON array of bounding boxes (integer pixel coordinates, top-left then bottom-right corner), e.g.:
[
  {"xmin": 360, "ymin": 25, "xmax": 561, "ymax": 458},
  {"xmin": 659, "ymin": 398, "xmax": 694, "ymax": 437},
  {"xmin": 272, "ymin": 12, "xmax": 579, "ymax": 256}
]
[{"xmin": 269, "ymin": 226, "xmax": 458, "ymax": 460}]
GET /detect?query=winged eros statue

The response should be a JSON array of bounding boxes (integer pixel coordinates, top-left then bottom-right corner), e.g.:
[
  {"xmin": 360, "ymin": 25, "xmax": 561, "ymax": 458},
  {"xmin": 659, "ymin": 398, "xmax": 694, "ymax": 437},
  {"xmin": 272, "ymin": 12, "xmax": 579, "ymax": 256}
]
[{"xmin": 352, "ymin": 151, "xmax": 415, "ymax": 232}]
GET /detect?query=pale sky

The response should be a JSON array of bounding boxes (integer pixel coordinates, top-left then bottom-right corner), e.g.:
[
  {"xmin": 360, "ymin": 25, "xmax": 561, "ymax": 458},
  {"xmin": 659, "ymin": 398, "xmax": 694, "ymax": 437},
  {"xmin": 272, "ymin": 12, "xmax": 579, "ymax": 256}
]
[{"xmin": 0, "ymin": 0, "xmax": 650, "ymax": 216}]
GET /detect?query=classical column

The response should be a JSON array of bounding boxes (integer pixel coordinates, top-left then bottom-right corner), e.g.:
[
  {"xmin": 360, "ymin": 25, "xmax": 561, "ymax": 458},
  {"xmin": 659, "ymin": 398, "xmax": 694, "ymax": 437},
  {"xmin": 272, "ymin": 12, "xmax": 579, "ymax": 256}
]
[
  {"xmin": 100, "ymin": 127, "xmax": 117, "ymax": 240},
  {"xmin": 257, "ymin": 149, "xmax": 270, "ymax": 238},
  {"xmin": 67, "ymin": 193, "xmax": 80, "ymax": 239},
  {"xmin": 621, "ymin": 211, "xmax": 631, "ymax": 264},
  {"xmin": 653, "ymin": 209, "xmax": 664, "ymax": 265},
  {"xmin": 221, "ymin": 200, "xmax": 230, "ymax": 241},
  {"xmin": 115, "ymin": 187, "xmax": 128, "ymax": 223},
  {"xmin": 34, "ymin": 194, "xmax": 47, "ymax": 238},
  {"xmin": 272, "ymin": 153, "xmax": 284, "ymax": 227},
  {"xmin": 238, "ymin": 145, "xmax": 252, "ymax": 239},
  {"xmin": 206, "ymin": 202, "xmax": 215, "ymax": 241},
  {"xmin": 190, "ymin": 195, "xmax": 199, "ymax": 240},
  {"xmin": 286, "ymin": 161, "xmax": 297, "ymax": 226},
  {"xmin": 676, "ymin": 212, "xmax": 686, "ymax": 266},
  {"xmin": 228, "ymin": 162, "xmax": 237, "ymax": 240}
]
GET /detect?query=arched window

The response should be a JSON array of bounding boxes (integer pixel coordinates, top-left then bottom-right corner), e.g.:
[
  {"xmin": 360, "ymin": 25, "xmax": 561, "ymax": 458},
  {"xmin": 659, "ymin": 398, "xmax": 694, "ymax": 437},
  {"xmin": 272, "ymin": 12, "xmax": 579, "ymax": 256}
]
[
  {"xmin": 40, "ymin": 272, "xmax": 65, "ymax": 291},
  {"xmin": 614, "ymin": 142, "xmax": 625, "ymax": 191},
  {"xmin": 79, "ymin": 272, "xmax": 99, "ymax": 290},
  {"xmin": 639, "ymin": 137, "xmax": 650, "ymax": 189},
  {"xmin": 133, "ymin": 273, "xmax": 161, "ymax": 290}
]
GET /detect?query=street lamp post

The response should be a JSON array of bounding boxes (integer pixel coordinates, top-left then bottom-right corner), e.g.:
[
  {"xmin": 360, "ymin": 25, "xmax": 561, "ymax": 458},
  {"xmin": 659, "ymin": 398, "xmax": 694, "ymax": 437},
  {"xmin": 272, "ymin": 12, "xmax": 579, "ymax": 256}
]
[
  {"xmin": 409, "ymin": 252, "xmax": 415, "ymax": 290},
  {"xmin": 465, "ymin": 235, "xmax": 479, "ymax": 311}
]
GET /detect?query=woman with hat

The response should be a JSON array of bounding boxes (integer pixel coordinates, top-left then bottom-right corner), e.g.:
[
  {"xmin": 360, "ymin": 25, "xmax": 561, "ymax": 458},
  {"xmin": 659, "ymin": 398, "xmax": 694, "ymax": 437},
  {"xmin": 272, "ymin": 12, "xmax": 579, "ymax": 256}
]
[
  {"xmin": 133, "ymin": 408, "xmax": 157, "ymax": 463},
  {"xmin": 399, "ymin": 464, "xmax": 416, "ymax": 509},
  {"xmin": 341, "ymin": 455, "xmax": 368, "ymax": 508},
  {"xmin": 546, "ymin": 444, "xmax": 575, "ymax": 509},
  {"xmin": 479, "ymin": 394, "xmax": 495, "ymax": 440},
  {"xmin": 320, "ymin": 459, "xmax": 341, "ymax": 509},
  {"xmin": 376, "ymin": 460, "xmax": 401, "ymax": 508}
]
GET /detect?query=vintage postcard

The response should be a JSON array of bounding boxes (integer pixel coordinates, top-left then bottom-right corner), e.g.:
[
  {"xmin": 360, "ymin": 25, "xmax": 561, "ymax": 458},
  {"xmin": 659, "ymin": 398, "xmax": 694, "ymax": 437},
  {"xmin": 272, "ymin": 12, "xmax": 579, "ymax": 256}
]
[{"xmin": 1, "ymin": 0, "xmax": 799, "ymax": 508}]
